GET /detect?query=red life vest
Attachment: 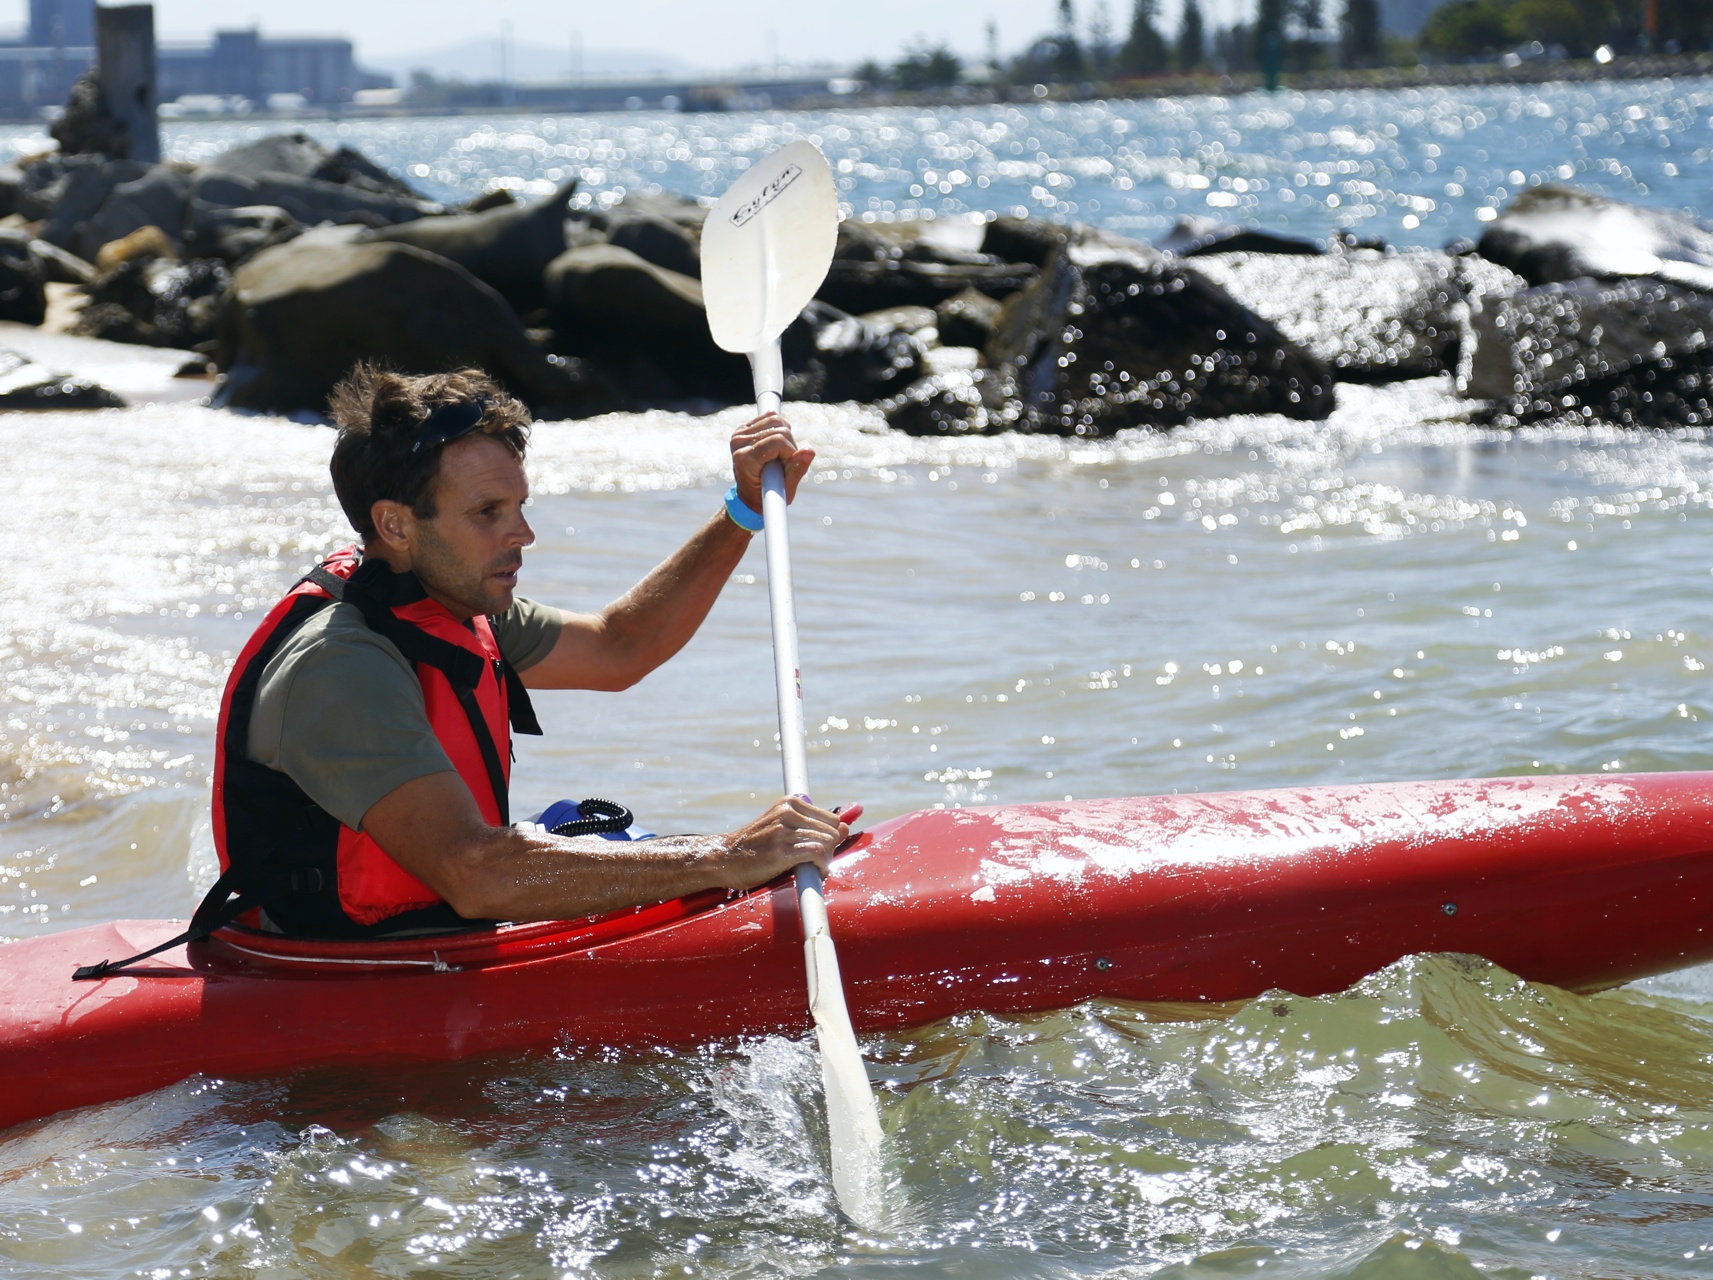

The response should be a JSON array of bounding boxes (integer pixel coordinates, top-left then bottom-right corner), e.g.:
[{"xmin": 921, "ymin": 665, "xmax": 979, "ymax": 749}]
[{"xmin": 209, "ymin": 546, "xmax": 540, "ymax": 937}]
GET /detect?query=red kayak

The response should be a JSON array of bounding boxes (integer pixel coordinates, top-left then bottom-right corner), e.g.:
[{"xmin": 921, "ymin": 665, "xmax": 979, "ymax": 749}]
[{"xmin": 6, "ymin": 771, "xmax": 1713, "ymax": 1133}]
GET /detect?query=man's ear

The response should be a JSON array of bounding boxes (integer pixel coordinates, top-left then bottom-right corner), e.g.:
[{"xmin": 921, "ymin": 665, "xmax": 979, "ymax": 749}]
[{"xmin": 370, "ymin": 499, "xmax": 413, "ymax": 554}]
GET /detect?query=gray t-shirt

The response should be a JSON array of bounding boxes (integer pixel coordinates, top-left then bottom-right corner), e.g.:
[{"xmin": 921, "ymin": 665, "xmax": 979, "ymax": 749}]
[{"xmin": 246, "ymin": 595, "xmax": 562, "ymax": 830}]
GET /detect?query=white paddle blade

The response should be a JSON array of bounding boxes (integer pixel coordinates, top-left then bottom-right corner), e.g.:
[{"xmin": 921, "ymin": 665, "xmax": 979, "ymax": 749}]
[
  {"xmin": 803, "ymin": 898, "xmax": 886, "ymax": 1225},
  {"xmin": 702, "ymin": 140, "xmax": 839, "ymax": 354}
]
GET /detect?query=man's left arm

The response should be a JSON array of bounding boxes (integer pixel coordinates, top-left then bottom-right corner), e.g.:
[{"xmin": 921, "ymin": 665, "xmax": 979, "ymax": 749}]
[{"xmin": 521, "ymin": 413, "xmax": 812, "ymax": 691}]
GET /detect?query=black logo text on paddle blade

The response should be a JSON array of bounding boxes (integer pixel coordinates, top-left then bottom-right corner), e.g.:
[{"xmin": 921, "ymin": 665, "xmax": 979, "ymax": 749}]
[{"xmin": 730, "ymin": 163, "xmax": 803, "ymax": 227}]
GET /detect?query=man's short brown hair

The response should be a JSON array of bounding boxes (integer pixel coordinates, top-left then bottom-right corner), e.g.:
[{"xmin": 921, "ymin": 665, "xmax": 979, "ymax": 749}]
[{"xmin": 328, "ymin": 366, "xmax": 532, "ymax": 541}]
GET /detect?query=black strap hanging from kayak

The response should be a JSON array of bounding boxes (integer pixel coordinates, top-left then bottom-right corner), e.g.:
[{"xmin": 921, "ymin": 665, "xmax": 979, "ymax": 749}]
[{"xmin": 71, "ymin": 863, "xmax": 314, "ymax": 981}]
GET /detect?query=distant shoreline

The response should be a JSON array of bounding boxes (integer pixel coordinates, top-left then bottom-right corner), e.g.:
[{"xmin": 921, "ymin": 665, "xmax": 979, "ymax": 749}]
[{"xmin": 124, "ymin": 50, "xmax": 1713, "ymax": 125}]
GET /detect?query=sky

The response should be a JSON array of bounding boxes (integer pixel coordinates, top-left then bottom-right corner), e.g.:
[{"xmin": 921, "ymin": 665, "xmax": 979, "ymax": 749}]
[{"xmin": 119, "ymin": 0, "xmax": 1251, "ymax": 73}]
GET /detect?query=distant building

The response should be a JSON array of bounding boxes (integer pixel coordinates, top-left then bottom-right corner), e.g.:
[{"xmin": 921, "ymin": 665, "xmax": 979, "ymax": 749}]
[
  {"xmin": 29, "ymin": 0, "xmax": 91, "ymax": 49},
  {"xmin": 0, "ymin": 0, "xmax": 390, "ymax": 116}
]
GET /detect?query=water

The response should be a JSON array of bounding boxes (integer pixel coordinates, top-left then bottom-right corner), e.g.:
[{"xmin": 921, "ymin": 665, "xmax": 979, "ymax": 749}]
[{"xmin": 6, "ymin": 82, "xmax": 1713, "ymax": 1276}]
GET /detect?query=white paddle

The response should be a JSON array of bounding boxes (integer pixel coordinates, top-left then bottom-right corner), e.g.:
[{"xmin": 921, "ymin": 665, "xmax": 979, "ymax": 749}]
[{"xmin": 702, "ymin": 141, "xmax": 885, "ymax": 1226}]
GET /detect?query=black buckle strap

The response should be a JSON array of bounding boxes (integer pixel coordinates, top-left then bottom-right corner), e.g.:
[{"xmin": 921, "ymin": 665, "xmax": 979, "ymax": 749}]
[{"xmin": 72, "ymin": 865, "xmax": 260, "ymax": 981}]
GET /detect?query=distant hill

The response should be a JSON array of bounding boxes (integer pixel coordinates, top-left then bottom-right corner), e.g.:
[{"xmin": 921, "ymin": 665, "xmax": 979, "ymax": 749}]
[{"xmin": 368, "ymin": 38, "xmax": 703, "ymax": 84}]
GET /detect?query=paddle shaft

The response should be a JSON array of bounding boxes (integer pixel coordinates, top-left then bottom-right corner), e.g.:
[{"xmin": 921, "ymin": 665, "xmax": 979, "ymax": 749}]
[
  {"xmin": 750, "ymin": 345, "xmax": 882, "ymax": 1223},
  {"xmin": 752, "ymin": 344, "xmax": 824, "ymax": 914}
]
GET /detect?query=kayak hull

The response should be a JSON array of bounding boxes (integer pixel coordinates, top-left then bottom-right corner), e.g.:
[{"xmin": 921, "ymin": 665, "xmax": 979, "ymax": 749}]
[{"xmin": 6, "ymin": 772, "xmax": 1713, "ymax": 1132}]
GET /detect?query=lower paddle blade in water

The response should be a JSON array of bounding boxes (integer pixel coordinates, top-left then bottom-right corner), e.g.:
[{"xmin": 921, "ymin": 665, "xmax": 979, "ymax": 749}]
[{"xmin": 805, "ymin": 926, "xmax": 886, "ymax": 1226}]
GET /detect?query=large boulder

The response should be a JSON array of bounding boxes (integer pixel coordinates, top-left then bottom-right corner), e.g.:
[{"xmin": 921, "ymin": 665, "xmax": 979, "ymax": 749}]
[
  {"xmin": 780, "ymin": 301, "xmax": 925, "ymax": 404},
  {"xmin": 0, "ymin": 230, "xmax": 46, "ymax": 324},
  {"xmin": 1182, "ymin": 248, "xmax": 1464, "ymax": 383},
  {"xmin": 819, "ymin": 219, "xmax": 1036, "ymax": 314},
  {"xmin": 936, "ymin": 286, "xmax": 1003, "ymax": 347},
  {"xmin": 359, "ymin": 180, "xmax": 577, "ymax": 314},
  {"xmin": 1460, "ymin": 275, "xmax": 1713, "ymax": 427},
  {"xmin": 882, "ymin": 367, "xmax": 1026, "ymax": 435},
  {"xmin": 190, "ymin": 168, "xmax": 437, "ymax": 231},
  {"xmin": 217, "ymin": 235, "xmax": 599, "ymax": 415},
  {"xmin": 49, "ymin": 72, "xmax": 130, "ymax": 160},
  {"xmin": 207, "ymin": 132, "xmax": 425, "ymax": 201},
  {"xmin": 35, "ymin": 156, "xmax": 150, "ymax": 251},
  {"xmin": 1477, "ymin": 186, "xmax": 1713, "ymax": 291},
  {"xmin": 544, "ymin": 242, "xmax": 748, "ymax": 402},
  {"xmin": 181, "ymin": 202, "xmax": 299, "ymax": 264},
  {"xmin": 980, "ymin": 216, "xmax": 1068, "ymax": 266},
  {"xmin": 74, "ymin": 164, "xmax": 197, "ymax": 261},
  {"xmin": 606, "ymin": 211, "xmax": 700, "ymax": 279},
  {"xmin": 981, "ymin": 233, "xmax": 1334, "ymax": 432},
  {"xmin": 74, "ymin": 255, "xmax": 228, "ymax": 349}
]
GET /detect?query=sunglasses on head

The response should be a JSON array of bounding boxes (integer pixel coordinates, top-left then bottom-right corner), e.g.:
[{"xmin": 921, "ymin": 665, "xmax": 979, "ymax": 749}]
[{"xmin": 410, "ymin": 396, "xmax": 491, "ymax": 454}]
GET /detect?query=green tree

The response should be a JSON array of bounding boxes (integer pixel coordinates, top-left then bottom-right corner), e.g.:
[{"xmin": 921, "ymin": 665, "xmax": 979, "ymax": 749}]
[
  {"xmin": 892, "ymin": 40, "xmax": 963, "ymax": 89},
  {"xmin": 854, "ymin": 58, "xmax": 888, "ymax": 88},
  {"xmin": 1178, "ymin": 0, "xmax": 1207, "ymax": 68},
  {"xmin": 1341, "ymin": 0, "xmax": 1382, "ymax": 64},
  {"xmin": 1089, "ymin": 0, "xmax": 1117, "ymax": 74},
  {"xmin": 1419, "ymin": 0, "xmax": 1520, "ymax": 55},
  {"xmin": 1119, "ymin": 0, "xmax": 1170, "ymax": 72}
]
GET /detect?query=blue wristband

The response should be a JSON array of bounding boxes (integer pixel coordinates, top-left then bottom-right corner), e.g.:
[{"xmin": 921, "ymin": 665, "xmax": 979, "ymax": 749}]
[{"xmin": 724, "ymin": 484, "xmax": 764, "ymax": 533}]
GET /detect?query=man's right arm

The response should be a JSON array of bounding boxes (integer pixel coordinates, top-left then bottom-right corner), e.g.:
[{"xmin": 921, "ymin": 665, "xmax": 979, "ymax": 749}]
[{"xmin": 359, "ymin": 772, "xmax": 845, "ymax": 922}]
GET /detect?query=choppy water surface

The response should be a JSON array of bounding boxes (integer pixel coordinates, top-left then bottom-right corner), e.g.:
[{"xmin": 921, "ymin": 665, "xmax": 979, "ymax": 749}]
[{"xmin": 6, "ymin": 84, "xmax": 1713, "ymax": 1276}]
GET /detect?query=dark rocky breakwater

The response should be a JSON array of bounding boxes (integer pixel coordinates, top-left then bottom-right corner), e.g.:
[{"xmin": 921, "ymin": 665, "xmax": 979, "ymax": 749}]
[{"xmin": 0, "ymin": 129, "xmax": 1705, "ymax": 431}]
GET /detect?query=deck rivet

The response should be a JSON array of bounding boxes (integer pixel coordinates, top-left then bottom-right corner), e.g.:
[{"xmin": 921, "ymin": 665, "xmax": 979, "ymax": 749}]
[
  {"xmin": 1442, "ymin": 902, "xmax": 1458, "ymax": 916},
  {"xmin": 1095, "ymin": 957, "xmax": 1112, "ymax": 971}
]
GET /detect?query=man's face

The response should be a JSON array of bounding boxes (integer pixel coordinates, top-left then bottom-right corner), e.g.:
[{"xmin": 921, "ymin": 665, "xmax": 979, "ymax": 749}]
[{"xmin": 408, "ymin": 434, "xmax": 535, "ymax": 619}]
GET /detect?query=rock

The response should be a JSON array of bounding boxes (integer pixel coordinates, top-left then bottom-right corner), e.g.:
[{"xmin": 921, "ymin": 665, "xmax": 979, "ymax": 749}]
[
  {"xmin": 820, "ymin": 254, "xmax": 1036, "ymax": 314},
  {"xmin": 0, "ymin": 348, "xmax": 123, "ymax": 407},
  {"xmin": 780, "ymin": 300, "xmax": 925, "ymax": 404},
  {"xmin": 181, "ymin": 202, "xmax": 299, "ymax": 264},
  {"xmin": 981, "ymin": 216, "xmax": 1070, "ymax": 266},
  {"xmin": 936, "ymin": 286, "xmax": 1002, "ymax": 347},
  {"xmin": 94, "ymin": 224, "xmax": 177, "ymax": 272},
  {"xmin": 882, "ymin": 367, "xmax": 1026, "ymax": 435},
  {"xmin": 217, "ymin": 237, "xmax": 596, "ymax": 415},
  {"xmin": 1156, "ymin": 215, "xmax": 1324, "ymax": 257},
  {"xmin": 75, "ymin": 256, "xmax": 228, "ymax": 349},
  {"xmin": 544, "ymin": 242, "xmax": 748, "ymax": 402},
  {"xmin": 1182, "ymin": 248, "xmax": 1463, "ymax": 383},
  {"xmin": 1460, "ymin": 275, "xmax": 1713, "ymax": 426},
  {"xmin": 77, "ymin": 164, "xmax": 196, "ymax": 258},
  {"xmin": 0, "ymin": 231, "xmax": 46, "ymax": 324},
  {"xmin": 49, "ymin": 72, "xmax": 130, "ymax": 160},
  {"xmin": 984, "ymin": 235, "xmax": 1334, "ymax": 433},
  {"xmin": 190, "ymin": 169, "xmax": 437, "ymax": 232},
  {"xmin": 820, "ymin": 220, "xmax": 1037, "ymax": 313},
  {"xmin": 463, "ymin": 189, "xmax": 516, "ymax": 213},
  {"xmin": 606, "ymin": 212, "xmax": 700, "ymax": 279},
  {"xmin": 857, "ymin": 304, "xmax": 937, "ymax": 336},
  {"xmin": 37, "ymin": 157, "xmax": 150, "ymax": 251},
  {"xmin": 589, "ymin": 189, "xmax": 708, "ymax": 232},
  {"xmin": 1477, "ymin": 185, "xmax": 1713, "ymax": 291},
  {"xmin": 0, "ymin": 165, "xmax": 49, "ymax": 220},
  {"xmin": 207, "ymin": 132, "xmax": 425, "ymax": 201},
  {"xmin": 29, "ymin": 238, "xmax": 95, "ymax": 286},
  {"xmin": 359, "ymin": 180, "xmax": 577, "ymax": 314}
]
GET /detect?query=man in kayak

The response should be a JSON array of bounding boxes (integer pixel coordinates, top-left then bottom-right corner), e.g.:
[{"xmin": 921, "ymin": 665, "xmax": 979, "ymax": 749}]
[{"xmin": 208, "ymin": 365, "xmax": 849, "ymax": 939}]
